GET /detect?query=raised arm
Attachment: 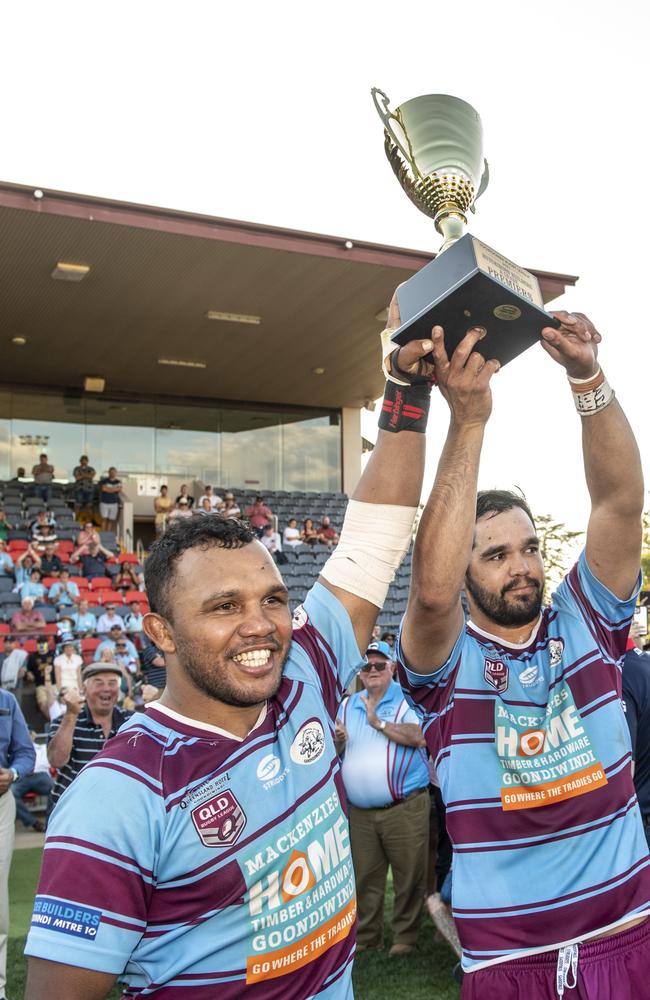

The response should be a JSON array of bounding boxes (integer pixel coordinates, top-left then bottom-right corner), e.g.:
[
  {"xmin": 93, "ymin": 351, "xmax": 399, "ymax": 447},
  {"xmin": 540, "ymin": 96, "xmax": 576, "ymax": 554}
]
[
  {"xmin": 319, "ymin": 293, "xmax": 435, "ymax": 653},
  {"xmin": 540, "ymin": 311, "xmax": 642, "ymax": 600},
  {"xmin": 401, "ymin": 326, "xmax": 500, "ymax": 673}
]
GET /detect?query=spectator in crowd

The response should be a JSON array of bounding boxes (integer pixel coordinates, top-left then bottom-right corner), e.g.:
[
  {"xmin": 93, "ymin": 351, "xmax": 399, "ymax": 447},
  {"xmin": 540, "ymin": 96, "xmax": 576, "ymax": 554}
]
[
  {"xmin": 0, "ymin": 511, "xmax": 12, "ymax": 543},
  {"xmin": 56, "ymin": 614, "xmax": 76, "ymax": 638},
  {"xmin": 10, "ymin": 467, "xmax": 26, "ymax": 481},
  {"xmin": 0, "ymin": 687, "xmax": 35, "ymax": 996},
  {"xmin": 39, "ymin": 541, "xmax": 63, "ymax": 578},
  {"xmin": 168, "ymin": 497, "xmax": 193, "ymax": 523},
  {"xmin": 30, "ymin": 510, "xmax": 55, "ymax": 537},
  {"xmin": 622, "ymin": 622, "xmax": 650, "ymax": 849},
  {"xmin": 113, "ymin": 559, "xmax": 144, "ymax": 592},
  {"xmin": 140, "ymin": 643, "xmax": 166, "ymax": 700},
  {"xmin": 75, "ymin": 522, "xmax": 101, "ymax": 548},
  {"xmin": 71, "ymin": 538, "xmax": 113, "ymax": 578},
  {"xmin": 11, "ymin": 597, "xmax": 46, "ymax": 638},
  {"xmin": 246, "ymin": 495, "xmax": 273, "ymax": 535},
  {"xmin": 282, "ymin": 517, "xmax": 301, "ymax": 547},
  {"xmin": 260, "ymin": 523, "xmax": 287, "ymax": 565},
  {"xmin": 124, "ymin": 601, "xmax": 144, "ymax": 636},
  {"xmin": 336, "ymin": 641, "xmax": 429, "ymax": 955},
  {"xmin": 175, "ymin": 484, "xmax": 194, "ymax": 508},
  {"xmin": 197, "ymin": 485, "xmax": 222, "ymax": 510},
  {"xmin": 98, "ymin": 466, "xmax": 122, "ymax": 531},
  {"xmin": 301, "ymin": 517, "xmax": 319, "ymax": 546},
  {"xmin": 317, "ymin": 515, "xmax": 339, "ymax": 548},
  {"xmin": 154, "ymin": 485, "xmax": 173, "ymax": 536},
  {"xmin": 96, "ymin": 603, "xmax": 125, "ymax": 637},
  {"xmin": 371, "ymin": 624, "xmax": 382, "ymax": 641},
  {"xmin": 48, "ymin": 568, "xmax": 80, "ymax": 610},
  {"xmin": 31, "ymin": 453, "xmax": 55, "ymax": 502},
  {"xmin": 72, "ymin": 455, "xmax": 96, "ymax": 513},
  {"xmin": 71, "ymin": 599, "xmax": 96, "ymax": 637},
  {"xmin": 14, "ymin": 551, "xmax": 39, "ymax": 587},
  {"xmin": 197, "ymin": 497, "xmax": 217, "ymax": 516},
  {"xmin": 0, "ymin": 540, "xmax": 14, "ymax": 577},
  {"xmin": 46, "ymin": 663, "xmax": 131, "ymax": 808},
  {"xmin": 381, "ymin": 630, "xmax": 397, "ymax": 650},
  {"xmin": 12, "ymin": 733, "xmax": 53, "ymax": 833},
  {"xmin": 98, "ymin": 648, "xmax": 132, "ymax": 706},
  {"xmin": 0, "ymin": 639, "xmax": 28, "ymax": 691},
  {"xmin": 222, "ymin": 492, "xmax": 241, "ymax": 518},
  {"xmin": 54, "ymin": 639, "xmax": 83, "ymax": 695},
  {"xmin": 32, "ymin": 522, "xmax": 58, "ymax": 550},
  {"xmin": 113, "ymin": 637, "xmax": 139, "ymax": 678},
  {"xmin": 94, "ymin": 625, "xmax": 138, "ymax": 663},
  {"xmin": 26, "ymin": 639, "xmax": 56, "ymax": 721},
  {"xmin": 19, "ymin": 568, "xmax": 47, "ymax": 605}
]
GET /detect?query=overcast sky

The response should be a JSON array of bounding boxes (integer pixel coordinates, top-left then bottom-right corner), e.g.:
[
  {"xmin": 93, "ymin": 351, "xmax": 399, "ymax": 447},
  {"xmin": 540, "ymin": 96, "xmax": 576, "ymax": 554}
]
[{"xmin": 2, "ymin": 0, "xmax": 648, "ymax": 530}]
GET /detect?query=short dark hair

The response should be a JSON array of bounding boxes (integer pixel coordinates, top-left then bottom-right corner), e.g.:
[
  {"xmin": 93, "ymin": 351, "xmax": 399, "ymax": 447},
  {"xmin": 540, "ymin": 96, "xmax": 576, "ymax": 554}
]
[
  {"xmin": 476, "ymin": 489, "xmax": 535, "ymax": 528},
  {"xmin": 144, "ymin": 515, "xmax": 255, "ymax": 620}
]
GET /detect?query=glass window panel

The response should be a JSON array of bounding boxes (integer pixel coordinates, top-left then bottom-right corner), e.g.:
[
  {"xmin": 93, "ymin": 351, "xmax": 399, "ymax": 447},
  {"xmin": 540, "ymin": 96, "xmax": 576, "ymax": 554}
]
[
  {"xmin": 221, "ymin": 409, "xmax": 282, "ymax": 490},
  {"xmin": 0, "ymin": 392, "xmax": 10, "ymax": 479},
  {"xmin": 282, "ymin": 414, "xmax": 341, "ymax": 492},
  {"xmin": 84, "ymin": 400, "xmax": 156, "ymax": 475},
  {"xmin": 154, "ymin": 404, "xmax": 221, "ymax": 481},
  {"xmin": 10, "ymin": 418, "xmax": 84, "ymax": 481}
]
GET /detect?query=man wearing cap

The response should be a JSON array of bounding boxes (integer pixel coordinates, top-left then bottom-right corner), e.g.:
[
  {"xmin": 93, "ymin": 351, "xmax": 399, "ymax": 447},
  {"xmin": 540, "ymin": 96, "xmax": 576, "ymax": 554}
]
[
  {"xmin": 336, "ymin": 640, "xmax": 429, "ymax": 956},
  {"xmin": 47, "ymin": 663, "xmax": 131, "ymax": 808},
  {"xmin": 168, "ymin": 497, "xmax": 193, "ymax": 523},
  {"xmin": 96, "ymin": 603, "xmax": 125, "ymax": 637}
]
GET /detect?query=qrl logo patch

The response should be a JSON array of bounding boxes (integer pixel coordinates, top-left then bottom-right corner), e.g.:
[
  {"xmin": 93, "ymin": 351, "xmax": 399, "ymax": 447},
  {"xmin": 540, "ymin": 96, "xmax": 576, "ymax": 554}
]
[
  {"xmin": 191, "ymin": 791, "xmax": 247, "ymax": 848},
  {"xmin": 484, "ymin": 658, "xmax": 509, "ymax": 693}
]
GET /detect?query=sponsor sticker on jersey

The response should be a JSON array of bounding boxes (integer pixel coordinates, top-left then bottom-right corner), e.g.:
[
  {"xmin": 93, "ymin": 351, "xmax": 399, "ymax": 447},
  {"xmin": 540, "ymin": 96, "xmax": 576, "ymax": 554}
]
[
  {"xmin": 31, "ymin": 896, "xmax": 102, "ymax": 940},
  {"xmin": 484, "ymin": 658, "xmax": 509, "ymax": 693},
  {"xmin": 191, "ymin": 790, "xmax": 247, "ymax": 847},
  {"xmin": 290, "ymin": 720, "xmax": 325, "ymax": 766}
]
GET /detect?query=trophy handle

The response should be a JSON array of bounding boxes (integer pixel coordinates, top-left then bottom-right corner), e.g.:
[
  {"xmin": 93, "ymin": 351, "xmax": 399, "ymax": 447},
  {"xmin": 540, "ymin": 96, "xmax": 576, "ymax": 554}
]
[
  {"xmin": 371, "ymin": 88, "xmax": 421, "ymax": 180},
  {"xmin": 470, "ymin": 158, "xmax": 490, "ymax": 213}
]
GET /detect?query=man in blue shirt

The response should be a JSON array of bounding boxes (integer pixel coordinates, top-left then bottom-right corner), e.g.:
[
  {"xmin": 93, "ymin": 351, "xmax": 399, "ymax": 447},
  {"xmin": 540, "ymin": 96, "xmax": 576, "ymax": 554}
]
[
  {"xmin": 337, "ymin": 640, "xmax": 429, "ymax": 956},
  {"xmin": 0, "ymin": 689, "xmax": 36, "ymax": 998}
]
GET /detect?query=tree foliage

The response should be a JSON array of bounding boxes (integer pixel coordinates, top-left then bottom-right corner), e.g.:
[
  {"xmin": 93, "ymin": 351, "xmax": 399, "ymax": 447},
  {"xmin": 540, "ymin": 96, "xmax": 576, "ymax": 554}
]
[{"xmin": 535, "ymin": 514, "xmax": 584, "ymax": 601}]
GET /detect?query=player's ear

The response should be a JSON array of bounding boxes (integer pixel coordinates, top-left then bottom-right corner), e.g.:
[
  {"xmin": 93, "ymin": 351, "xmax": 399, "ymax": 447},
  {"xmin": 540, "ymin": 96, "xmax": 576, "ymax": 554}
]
[{"xmin": 143, "ymin": 613, "xmax": 176, "ymax": 654}]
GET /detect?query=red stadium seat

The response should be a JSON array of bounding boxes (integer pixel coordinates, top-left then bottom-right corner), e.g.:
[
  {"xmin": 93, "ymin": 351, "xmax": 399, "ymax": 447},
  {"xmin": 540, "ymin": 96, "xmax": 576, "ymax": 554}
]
[
  {"xmin": 57, "ymin": 541, "xmax": 74, "ymax": 553},
  {"xmin": 124, "ymin": 591, "xmax": 149, "ymax": 607},
  {"xmin": 86, "ymin": 593, "xmax": 102, "ymax": 605},
  {"xmin": 117, "ymin": 552, "xmax": 140, "ymax": 564},
  {"xmin": 0, "ymin": 624, "xmax": 9, "ymax": 636},
  {"xmin": 42, "ymin": 577, "xmax": 58, "ymax": 589},
  {"xmin": 81, "ymin": 637, "xmax": 101, "ymax": 654},
  {"xmin": 75, "ymin": 577, "xmax": 90, "ymax": 589},
  {"xmin": 7, "ymin": 540, "xmax": 28, "ymax": 552},
  {"xmin": 97, "ymin": 590, "xmax": 124, "ymax": 606},
  {"xmin": 89, "ymin": 577, "xmax": 112, "ymax": 590},
  {"xmin": 21, "ymin": 639, "xmax": 38, "ymax": 653}
]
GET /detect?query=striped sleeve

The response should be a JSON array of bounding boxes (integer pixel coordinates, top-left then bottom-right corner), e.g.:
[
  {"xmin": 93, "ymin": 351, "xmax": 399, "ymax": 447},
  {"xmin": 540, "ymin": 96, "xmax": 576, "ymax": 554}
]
[
  {"xmin": 25, "ymin": 730, "xmax": 165, "ymax": 973},
  {"xmin": 395, "ymin": 619, "xmax": 465, "ymax": 721}
]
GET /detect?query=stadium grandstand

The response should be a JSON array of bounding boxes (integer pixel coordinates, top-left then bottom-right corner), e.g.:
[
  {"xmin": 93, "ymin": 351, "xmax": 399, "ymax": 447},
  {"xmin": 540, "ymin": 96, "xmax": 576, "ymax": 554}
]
[{"xmin": 0, "ymin": 180, "xmax": 577, "ymax": 730}]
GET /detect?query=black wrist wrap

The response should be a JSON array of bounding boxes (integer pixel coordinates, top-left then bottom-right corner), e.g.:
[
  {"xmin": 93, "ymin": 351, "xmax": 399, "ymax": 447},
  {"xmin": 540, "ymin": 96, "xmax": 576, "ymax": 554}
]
[{"xmin": 378, "ymin": 380, "xmax": 432, "ymax": 434}]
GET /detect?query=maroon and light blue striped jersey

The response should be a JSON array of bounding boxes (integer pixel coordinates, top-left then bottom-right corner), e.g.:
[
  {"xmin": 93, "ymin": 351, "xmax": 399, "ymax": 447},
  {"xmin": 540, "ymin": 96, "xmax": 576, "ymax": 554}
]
[
  {"xmin": 397, "ymin": 552, "xmax": 650, "ymax": 972},
  {"xmin": 26, "ymin": 583, "xmax": 363, "ymax": 997}
]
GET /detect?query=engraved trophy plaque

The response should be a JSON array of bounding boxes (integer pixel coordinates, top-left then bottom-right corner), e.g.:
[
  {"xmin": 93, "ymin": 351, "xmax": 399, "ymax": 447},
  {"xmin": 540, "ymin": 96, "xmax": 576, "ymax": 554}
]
[{"xmin": 371, "ymin": 89, "xmax": 559, "ymax": 366}]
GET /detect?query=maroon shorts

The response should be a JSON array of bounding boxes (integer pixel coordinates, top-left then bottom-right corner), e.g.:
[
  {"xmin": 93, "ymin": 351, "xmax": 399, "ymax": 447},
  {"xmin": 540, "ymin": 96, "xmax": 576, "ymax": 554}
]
[{"xmin": 461, "ymin": 916, "xmax": 650, "ymax": 1000}]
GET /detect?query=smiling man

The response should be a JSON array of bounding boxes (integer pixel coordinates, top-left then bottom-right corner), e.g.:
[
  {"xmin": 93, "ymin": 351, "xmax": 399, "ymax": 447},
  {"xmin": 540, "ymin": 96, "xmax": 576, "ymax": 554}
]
[
  {"xmin": 398, "ymin": 312, "xmax": 650, "ymax": 997},
  {"xmin": 24, "ymin": 298, "xmax": 437, "ymax": 999}
]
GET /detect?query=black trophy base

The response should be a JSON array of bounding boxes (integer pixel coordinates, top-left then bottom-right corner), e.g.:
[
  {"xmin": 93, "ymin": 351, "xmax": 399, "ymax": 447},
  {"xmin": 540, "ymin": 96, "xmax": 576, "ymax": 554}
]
[{"xmin": 393, "ymin": 233, "xmax": 560, "ymax": 367}]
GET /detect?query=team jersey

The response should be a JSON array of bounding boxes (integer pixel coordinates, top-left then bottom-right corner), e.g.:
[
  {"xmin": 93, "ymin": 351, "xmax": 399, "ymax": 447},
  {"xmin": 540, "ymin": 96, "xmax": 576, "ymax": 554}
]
[
  {"xmin": 397, "ymin": 551, "xmax": 650, "ymax": 972},
  {"xmin": 339, "ymin": 682, "xmax": 429, "ymax": 808},
  {"xmin": 26, "ymin": 583, "xmax": 364, "ymax": 998}
]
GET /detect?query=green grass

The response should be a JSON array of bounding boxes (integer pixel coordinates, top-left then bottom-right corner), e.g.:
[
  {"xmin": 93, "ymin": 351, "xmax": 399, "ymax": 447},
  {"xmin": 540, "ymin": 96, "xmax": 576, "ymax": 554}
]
[{"xmin": 8, "ymin": 849, "xmax": 460, "ymax": 999}]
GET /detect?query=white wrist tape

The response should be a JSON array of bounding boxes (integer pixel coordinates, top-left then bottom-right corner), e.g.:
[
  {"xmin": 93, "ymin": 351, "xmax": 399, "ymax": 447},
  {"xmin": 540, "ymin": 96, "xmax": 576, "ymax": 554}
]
[
  {"xmin": 381, "ymin": 328, "xmax": 410, "ymax": 386},
  {"xmin": 567, "ymin": 367, "xmax": 615, "ymax": 416},
  {"xmin": 320, "ymin": 499, "xmax": 417, "ymax": 609}
]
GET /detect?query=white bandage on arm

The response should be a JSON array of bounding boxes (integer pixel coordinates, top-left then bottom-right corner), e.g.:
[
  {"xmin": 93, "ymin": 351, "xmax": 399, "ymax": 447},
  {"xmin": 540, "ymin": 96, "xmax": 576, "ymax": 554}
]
[{"xmin": 320, "ymin": 499, "xmax": 417, "ymax": 608}]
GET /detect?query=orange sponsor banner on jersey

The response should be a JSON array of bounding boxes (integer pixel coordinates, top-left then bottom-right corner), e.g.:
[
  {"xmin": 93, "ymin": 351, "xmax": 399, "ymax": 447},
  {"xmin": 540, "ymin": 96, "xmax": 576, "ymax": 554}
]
[
  {"xmin": 246, "ymin": 896, "xmax": 357, "ymax": 984},
  {"xmin": 501, "ymin": 763, "xmax": 608, "ymax": 811}
]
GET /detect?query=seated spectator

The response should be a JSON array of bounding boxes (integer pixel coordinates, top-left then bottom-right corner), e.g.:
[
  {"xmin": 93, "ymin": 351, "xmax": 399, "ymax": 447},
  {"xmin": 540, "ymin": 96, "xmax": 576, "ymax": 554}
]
[
  {"xmin": 70, "ymin": 538, "xmax": 113, "ymax": 578},
  {"xmin": 71, "ymin": 599, "xmax": 96, "ymax": 637},
  {"xmin": 96, "ymin": 603, "xmax": 125, "ymax": 637},
  {"xmin": 175, "ymin": 484, "xmax": 194, "ymax": 508},
  {"xmin": 168, "ymin": 498, "xmax": 193, "ymax": 523},
  {"xmin": 75, "ymin": 522, "xmax": 101, "ymax": 548},
  {"xmin": 113, "ymin": 636, "xmax": 139, "ymax": 677},
  {"xmin": 154, "ymin": 485, "xmax": 173, "ymax": 537},
  {"xmin": 114, "ymin": 561, "xmax": 145, "ymax": 591},
  {"xmin": 56, "ymin": 614, "xmax": 77, "ymax": 638},
  {"xmin": 32, "ymin": 522, "xmax": 59, "ymax": 550},
  {"xmin": 283, "ymin": 518, "xmax": 301, "ymax": 548},
  {"xmin": 73, "ymin": 454, "xmax": 96, "ymax": 512},
  {"xmin": 260, "ymin": 524, "xmax": 288, "ymax": 565},
  {"xmin": 317, "ymin": 515, "xmax": 339, "ymax": 548},
  {"xmin": 301, "ymin": 517, "xmax": 319, "ymax": 546},
  {"xmin": 0, "ymin": 539, "xmax": 14, "ymax": 577},
  {"xmin": 197, "ymin": 497, "xmax": 218, "ymax": 516},
  {"xmin": 11, "ymin": 733, "xmax": 53, "ymax": 832},
  {"xmin": 15, "ymin": 551, "xmax": 40, "ymax": 586},
  {"xmin": 48, "ymin": 568, "xmax": 80, "ymax": 609},
  {"xmin": 40, "ymin": 541, "xmax": 63, "ymax": 578},
  {"xmin": 19, "ymin": 569, "xmax": 47, "ymax": 605},
  {"xmin": 94, "ymin": 625, "xmax": 138, "ymax": 663},
  {"xmin": 222, "ymin": 492, "xmax": 242, "ymax": 519},
  {"xmin": 0, "ymin": 638, "xmax": 28, "ymax": 691},
  {"xmin": 124, "ymin": 601, "xmax": 144, "ymax": 636},
  {"xmin": 381, "ymin": 630, "xmax": 397, "ymax": 650},
  {"xmin": 197, "ymin": 485, "xmax": 222, "ymax": 510},
  {"xmin": 246, "ymin": 495, "xmax": 273, "ymax": 536},
  {"xmin": 140, "ymin": 643, "xmax": 166, "ymax": 700},
  {"xmin": 98, "ymin": 465, "xmax": 122, "ymax": 531},
  {"xmin": 30, "ymin": 509, "xmax": 56, "ymax": 535},
  {"xmin": 10, "ymin": 467, "xmax": 26, "ymax": 481},
  {"xmin": 32, "ymin": 452, "xmax": 55, "ymax": 502},
  {"xmin": 26, "ymin": 639, "xmax": 56, "ymax": 721},
  {"xmin": 11, "ymin": 597, "xmax": 46, "ymax": 637},
  {"xmin": 54, "ymin": 638, "xmax": 83, "ymax": 694},
  {"xmin": 0, "ymin": 510, "xmax": 13, "ymax": 542}
]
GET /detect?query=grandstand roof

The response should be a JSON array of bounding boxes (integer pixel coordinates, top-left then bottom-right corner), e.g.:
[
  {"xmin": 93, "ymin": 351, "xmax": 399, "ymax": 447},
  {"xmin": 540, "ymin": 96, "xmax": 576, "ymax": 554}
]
[{"xmin": 0, "ymin": 182, "xmax": 578, "ymax": 410}]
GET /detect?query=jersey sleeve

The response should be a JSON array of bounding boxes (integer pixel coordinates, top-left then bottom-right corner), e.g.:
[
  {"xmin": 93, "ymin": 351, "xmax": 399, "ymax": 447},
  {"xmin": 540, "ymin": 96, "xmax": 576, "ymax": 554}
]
[
  {"xmin": 25, "ymin": 744, "xmax": 164, "ymax": 974},
  {"xmin": 555, "ymin": 550, "xmax": 641, "ymax": 663},
  {"xmin": 395, "ymin": 619, "xmax": 466, "ymax": 722},
  {"xmin": 284, "ymin": 582, "xmax": 365, "ymax": 721}
]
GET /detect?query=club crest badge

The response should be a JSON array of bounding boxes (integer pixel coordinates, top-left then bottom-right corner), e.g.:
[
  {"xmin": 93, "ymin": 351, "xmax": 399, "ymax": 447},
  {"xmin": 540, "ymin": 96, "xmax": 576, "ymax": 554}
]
[
  {"xmin": 484, "ymin": 658, "xmax": 509, "ymax": 694},
  {"xmin": 191, "ymin": 791, "xmax": 247, "ymax": 848},
  {"xmin": 549, "ymin": 639, "xmax": 564, "ymax": 668},
  {"xmin": 292, "ymin": 605, "xmax": 308, "ymax": 630},
  {"xmin": 290, "ymin": 720, "xmax": 325, "ymax": 765}
]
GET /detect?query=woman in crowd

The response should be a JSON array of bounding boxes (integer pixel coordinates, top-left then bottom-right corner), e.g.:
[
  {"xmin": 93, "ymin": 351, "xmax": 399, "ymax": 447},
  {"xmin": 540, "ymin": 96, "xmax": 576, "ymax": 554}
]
[
  {"xmin": 222, "ymin": 493, "xmax": 242, "ymax": 519},
  {"xmin": 283, "ymin": 517, "xmax": 301, "ymax": 547},
  {"xmin": 301, "ymin": 517, "xmax": 319, "ymax": 546}
]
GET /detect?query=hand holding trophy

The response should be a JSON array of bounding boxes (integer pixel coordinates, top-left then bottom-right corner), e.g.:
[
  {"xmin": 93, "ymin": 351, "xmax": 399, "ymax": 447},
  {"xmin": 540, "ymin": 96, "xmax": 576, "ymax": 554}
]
[{"xmin": 371, "ymin": 89, "xmax": 560, "ymax": 367}]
